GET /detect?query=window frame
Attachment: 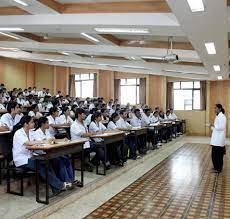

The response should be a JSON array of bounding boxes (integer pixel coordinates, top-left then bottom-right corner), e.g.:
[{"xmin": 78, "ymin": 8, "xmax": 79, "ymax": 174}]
[
  {"xmin": 74, "ymin": 73, "xmax": 95, "ymax": 98},
  {"xmin": 173, "ymin": 81, "xmax": 201, "ymax": 110},
  {"xmin": 120, "ymin": 78, "xmax": 140, "ymax": 105}
]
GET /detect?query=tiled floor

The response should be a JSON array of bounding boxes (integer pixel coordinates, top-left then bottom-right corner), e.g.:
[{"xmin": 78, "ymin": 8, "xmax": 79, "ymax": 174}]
[{"xmin": 84, "ymin": 143, "xmax": 230, "ymax": 219}]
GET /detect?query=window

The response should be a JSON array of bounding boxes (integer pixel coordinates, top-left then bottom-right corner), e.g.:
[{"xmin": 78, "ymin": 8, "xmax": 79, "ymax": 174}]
[
  {"xmin": 173, "ymin": 81, "xmax": 201, "ymax": 110},
  {"xmin": 75, "ymin": 73, "xmax": 95, "ymax": 98},
  {"xmin": 120, "ymin": 78, "xmax": 140, "ymax": 105}
]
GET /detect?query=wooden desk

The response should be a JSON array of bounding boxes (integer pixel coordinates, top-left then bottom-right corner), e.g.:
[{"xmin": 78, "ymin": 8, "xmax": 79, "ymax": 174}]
[
  {"xmin": 27, "ymin": 139, "xmax": 87, "ymax": 204},
  {"xmin": 90, "ymin": 131, "xmax": 125, "ymax": 175},
  {"xmin": 121, "ymin": 127, "xmax": 147, "ymax": 158}
]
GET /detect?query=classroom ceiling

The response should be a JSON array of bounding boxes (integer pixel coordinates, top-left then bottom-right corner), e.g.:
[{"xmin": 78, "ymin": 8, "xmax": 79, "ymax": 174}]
[{"xmin": 0, "ymin": 0, "xmax": 228, "ymax": 80}]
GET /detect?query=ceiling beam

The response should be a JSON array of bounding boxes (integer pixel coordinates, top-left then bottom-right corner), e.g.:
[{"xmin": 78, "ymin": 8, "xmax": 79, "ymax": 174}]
[
  {"xmin": 41, "ymin": 38, "xmax": 95, "ymax": 45},
  {"xmin": 61, "ymin": 1, "xmax": 171, "ymax": 14},
  {"xmin": 0, "ymin": 41, "xmax": 201, "ymax": 63},
  {"xmin": 38, "ymin": 0, "xmax": 62, "ymax": 13},
  {"xmin": 121, "ymin": 40, "xmax": 194, "ymax": 50},
  {"xmin": 0, "ymin": 7, "xmax": 29, "ymax": 15}
]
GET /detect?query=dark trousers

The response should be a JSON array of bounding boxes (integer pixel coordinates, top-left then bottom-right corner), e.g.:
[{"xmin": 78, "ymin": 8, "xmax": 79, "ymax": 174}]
[{"xmin": 212, "ymin": 146, "xmax": 225, "ymax": 172}]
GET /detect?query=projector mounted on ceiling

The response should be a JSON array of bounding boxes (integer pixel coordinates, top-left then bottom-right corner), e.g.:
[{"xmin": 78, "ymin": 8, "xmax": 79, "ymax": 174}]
[{"xmin": 143, "ymin": 36, "xmax": 180, "ymax": 63}]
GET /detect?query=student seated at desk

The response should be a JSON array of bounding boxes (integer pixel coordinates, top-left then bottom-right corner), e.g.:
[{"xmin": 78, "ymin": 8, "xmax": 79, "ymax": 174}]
[
  {"xmin": 57, "ymin": 106, "xmax": 73, "ymax": 125},
  {"xmin": 28, "ymin": 104, "xmax": 43, "ymax": 119},
  {"xmin": 159, "ymin": 110, "xmax": 167, "ymax": 121},
  {"xmin": 141, "ymin": 108, "xmax": 157, "ymax": 149},
  {"xmin": 130, "ymin": 109, "xmax": 147, "ymax": 155},
  {"xmin": 89, "ymin": 112, "xmax": 111, "ymax": 169},
  {"xmin": 33, "ymin": 117, "xmax": 75, "ymax": 185},
  {"xmin": 0, "ymin": 102, "xmax": 20, "ymax": 131},
  {"xmin": 116, "ymin": 110, "xmax": 135, "ymax": 159},
  {"xmin": 85, "ymin": 108, "xmax": 98, "ymax": 126},
  {"xmin": 107, "ymin": 113, "xmax": 125, "ymax": 165},
  {"xmin": 47, "ymin": 107, "xmax": 60, "ymax": 137},
  {"xmin": 169, "ymin": 108, "xmax": 177, "ymax": 120},
  {"xmin": 13, "ymin": 116, "xmax": 73, "ymax": 194},
  {"xmin": 71, "ymin": 109, "xmax": 109, "ymax": 170}
]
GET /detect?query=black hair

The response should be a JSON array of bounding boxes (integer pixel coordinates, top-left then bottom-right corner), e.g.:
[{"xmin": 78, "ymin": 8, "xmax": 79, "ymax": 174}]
[
  {"xmin": 134, "ymin": 109, "xmax": 140, "ymax": 114},
  {"xmin": 62, "ymin": 106, "xmax": 69, "ymax": 113},
  {"xmin": 119, "ymin": 109, "xmax": 126, "ymax": 115},
  {"xmin": 75, "ymin": 108, "xmax": 85, "ymax": 118},
  {"xmin": 13, "ymin": 115, "xmax": 33, "ymax": 136},
  {"xmin": 144, "ymin": 108, "xmax": 151, "ymax": 114},
  {"xmin": 90, "ymin": 108, "xmax": 98, "ymax": 114},
  {"xmin": 49, "ymin": 107, "xmax": 58, "ymax": 115},
  {"xmin": 91, "ymin": 112, "xmax": 102, "ymax": 122},
  {"xmin": 216, "ymin": 104, "xmax": 225, "ymax": 114},
  {"xmin": 166, "ymin": 110, "xmax": 170, "ymax": 114},
  {"xmin": 17, "ymin": 92, "xmax": 23, "ymax": 96},
  {"xmin": 31, "ymin": 104, "xmax": 38, "ymax": 110},
  {"xmin": 36, "ymin": 117, "xmax": 48, "ymax": 129},
  {"xmin": 109, "ymin": 112, "xmax": 119, "ymax": 122},
  {"xmin": 7, "ymin": 102, "xmax": 18, "ymax": 113}
]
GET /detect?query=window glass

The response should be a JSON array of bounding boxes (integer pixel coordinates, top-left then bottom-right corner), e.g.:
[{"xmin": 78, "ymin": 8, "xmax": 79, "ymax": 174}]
[
  {"xmin": 173, "ymin": 81, "xmax": 201, "ymax": 110},
  {"xmin": 75, "ymin": 74, "xmax": 80, "ymax": 80},
  {"xmin": 181, "ymin": 81, "xmax": 193, "ymax": 89},
  {"xmin": 173, "ymin": 82, "xmax": 180, "ymax": 89},
  {"xmin": 193, "ymin": 90, "xmax": 201, "ymax": 109},
  {"xmin": 194, "ymin": 81, "xmax": 201, "ymax": 89},
  {"xmin": 80, "ymin": 74, "xmax": 90, "ymax": 80}
]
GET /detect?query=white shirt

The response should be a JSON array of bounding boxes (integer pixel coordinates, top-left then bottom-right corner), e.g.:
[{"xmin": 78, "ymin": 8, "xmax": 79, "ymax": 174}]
[
  {"xmin": 210, "ymin": 112, "xmax": 227, "ymax": 147},
  {"xmin": 28, "ymin": 111, "xmax": 43, "ymax": 118},
  {"xmin": 14, "ymin": 113, "xmax": 23, "ymax": 125},
  {"xmin": 85, "ymin": 114, "xmax": 92, "ymax": 126},
  {"xmin": 57, "ymin": 114, "xmax": 73, "ymax": 125},
  {"xmin": 32, "ymin": 128, "xmax": 52, "ymax": 141},
  {"xmin": 13, "ymin": 128, "xmax": 33, "ymax": 167},
  {"xmin": 0, "ymin": 113, "xmax": 16, "ymax": 131},
  {"xmin": 130, "ymin": 116, "xmax": 142, "ymax": 127},
  {"xmin": 116, "ymin": 117, "xmax": 132, "ymax": 129},
  {"xmin": 47, "ymin": 115, "xmax": 58, "ymax": 137},
  {"xmin": 107, "ymin": 121, "xmax": 117, "ymax": 130},
  {"xmin": 89, "ymin": 121, "xmax": 107, "ymax": 142},
  {"xmin": 70, "ymin": 120, "xmax": 90, "ymax": 149},
  {"xmin": 141, "ymin": 114, "xmax": 151, "ymax": 127},
  {"xmin": 17, "ymin": 98, "xmax": 29, "ymax": 106},
  {"xmin": 89, "ymin": 103, "xmax": 95, "ymax": 110},
  {"xmin": 109, "ymin": 109, "xmax": 115, "ymax": 116},
  {"xmin": 151, "ymin": 115, "xmax": 159, "ymax": 123},
  {"xmin": 169, "ymin": 113, "xmax": 177, "ymax": 120}
]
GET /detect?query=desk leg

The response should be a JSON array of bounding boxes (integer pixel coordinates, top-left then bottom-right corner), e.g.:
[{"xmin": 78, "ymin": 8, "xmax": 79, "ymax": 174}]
[
  {"xmin": 103, "ymin": 142, "xmax": 106, "ymax": 176},
  {"xmin": 80, "ymin": 148, "xmax": 84, "ymax": 187},
  {"xmin": 45, "ymin": 160, "xmax": 49, "ymax": 205},
  {"xmin": 71, "ymin": 154, "xmax": 75, "ymax": 179},
  {"xmin": 35, "ymin": 160, "xmax": 40, "ymax": 203}
]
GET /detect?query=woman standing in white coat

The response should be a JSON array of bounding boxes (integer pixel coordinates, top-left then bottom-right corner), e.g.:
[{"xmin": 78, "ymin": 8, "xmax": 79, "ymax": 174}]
[{"xmin": 210, "ymin": 104, "xmax": 227, "ymax": 173}]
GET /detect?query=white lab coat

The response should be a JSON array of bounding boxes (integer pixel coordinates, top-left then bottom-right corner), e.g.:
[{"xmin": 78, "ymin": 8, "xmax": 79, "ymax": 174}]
[
  {"xmin": 210, "ymin": 112, "xmax": 227, "ymax": 147},
  {"xmin": 47, "ymin": 115, "xmax": 58, "ymax": 137},
  {"xmin": 107, "ymin": 121, "xmax": 117, "ymax": 130},
  {"xmin": 130, "ymin": 116, "xmax": 142, "ymax": 127},
  {"xmin": 116, "ymin": 117, "xmax": 132, "ymax": 129},
  {"xmin": 141, "ymin": 114, "xmax": 151, "ymax": 127},
  {"xmin": 70, "ymin": 120, "xmax": 90, "ymax": 149},
  {"xmin": 57, "ymin": 114, "xmax": 73, "ymax": 125},
  {"xmin": 13, "ymin": 128, "xmax": 33, "ymax": 167}
]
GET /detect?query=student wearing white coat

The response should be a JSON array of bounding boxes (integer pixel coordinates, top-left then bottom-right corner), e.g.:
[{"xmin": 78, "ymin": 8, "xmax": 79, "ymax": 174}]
[{"xmin": 210, "ymin": 104, "xmax": 227, "ymax": 173}]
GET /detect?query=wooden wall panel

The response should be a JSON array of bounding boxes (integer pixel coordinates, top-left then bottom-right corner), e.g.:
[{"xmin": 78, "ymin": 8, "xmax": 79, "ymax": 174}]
[
  {"xmin": 148, "ymin": 75, "xmax": 166, "ymax": 110},
  {"xmin": 35, "ymin": 63, "xmax": 54, "ymax": 94},
  {"xmin": 54, "ymin": 66, "xmax": 69, "ymax": 95},
  {"xmin": 26, "ymin": 62, "xmax": 35, "ymax": 88},
  {"xmin": 98, "ymin": 70, "xmax": 114, "ymax": 101}
]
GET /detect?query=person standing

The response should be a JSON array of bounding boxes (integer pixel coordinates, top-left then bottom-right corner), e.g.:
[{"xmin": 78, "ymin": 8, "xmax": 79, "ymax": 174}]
[{"xmin": 210, "ymin": 104, "xmax": 227, "ymax": 173}]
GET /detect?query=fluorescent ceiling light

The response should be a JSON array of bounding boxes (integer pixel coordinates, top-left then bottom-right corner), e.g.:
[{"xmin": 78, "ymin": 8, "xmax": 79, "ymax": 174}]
[
  {"xmin": 0, "ymin": 47, "xmax": 20, "ymax": 51},
  {"xmin": 60, "ymin": 51, "xmax": 70, "ymax": 56},
  {"xmin": 186, "ymin": 0, "xmax": 204, "ymax": 12},
  {"xmin": 13, "ymin": 0, "xmax": 28, "ymax": 6},
  {"xmin": 0, "ymin": 27, "xmax": 24, "ymax": 32},
  {"xmin": 142, "ymin": 56, "xmax": 164, "ymax": 60},
  {"xmin": 94, "ymin": 28, "xmax": 149, "ymax": 34},
  {"xmin": 217, "ymin": 76, "xmax": 223, "ymax": 80},
  {"xmin": 0, "ymin": 32, "xmax": 20, "ymax": 40},
  {"xmin": 205, "ymin": 42, "xmax": 216, "ymax": 55},
  {"xmin": 130, "ymin": 57, "xmax": 136, "ymax": 60},
  {"xmin": 81, "ymin": 33, "xmax": 99, "ymax": 42},
  {"xmin": 213, "ymin": 65, "xmax": 220, "ymax": 72}
]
